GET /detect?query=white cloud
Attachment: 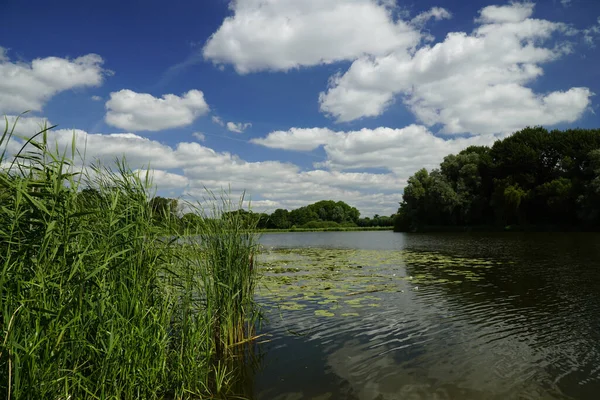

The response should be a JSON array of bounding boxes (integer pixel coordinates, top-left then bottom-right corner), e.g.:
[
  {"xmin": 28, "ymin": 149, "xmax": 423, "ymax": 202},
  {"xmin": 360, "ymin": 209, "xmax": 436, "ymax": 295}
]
[
  {"xmin": 91, "ymin": 95, "xmax": 102, "ymax": 101},
  {"xmin": 105, "ymin": 89, "xmax": 210, "ymax": 131},
  {"xmin": 203, "ymin": 1, "xmax": 592, "ymax": 135},
  {"xmin": 136, "ymin": 169, "xmax": 189, "ymax": 190},
  {"xmin": 583, "ymin": 17, "xmax": 600, "ymax": 46},
  {"xmin": 184, "ymin": 162, "xmax": 404, "ymax": 216},
  {"xmin": 3, "ymin": 123, "xmax": 431, "ymax": 216},
  {"xmin": 0, "ymin": 49, "xmax": 107, "ymax": 114},
  {"xmin": 253, "ymin": 125, "xmax": 504, "ymax": 177},
  {"xmin": 4, "ymin": 120, "xmax": 528, "ymax": 216},
  {"xmin": 319, "ymin": 2, "xmax": 593, "ymax": 133},
  {"xmin": 212, "ymin": 116, "xmax": 224, "ymax": 126},
  {"xmin": 560, "ymin": 0, "xmax": 572, "ymax": 7},
  {"xmin": 226, "ymin": 121, "xmax": 252, "ymax": 133},
  {"xmin": 411, "ymin": 7, "xmax": 452, "ymax": 26},
  {"xmin": 0, "ymin": 116, "xmax": 48, "ymax": 160},
  {"xmin": 203, "ymin": 0, "xmax": 421, "ymax": 73},
  {"xmin": 3, "ymin": 115, "xmax": 52, "ymax": 138},
  {"xmin": 475, "ymin": 2, "xmax": 534, "ymax": 24},
  {"xmin": 252, "ymin": 127, "xmax": 340, "ymax": 151},
  {"xmin": 192, "ymin": 132, "xmax": 206, "ymax": 141}
]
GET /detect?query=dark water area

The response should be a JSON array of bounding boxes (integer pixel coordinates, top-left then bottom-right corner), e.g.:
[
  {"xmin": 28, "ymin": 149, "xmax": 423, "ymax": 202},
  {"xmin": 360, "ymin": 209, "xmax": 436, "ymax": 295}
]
[{"xmin": 248, "ymin": 231, "xmax": 600, "ymax": 400}]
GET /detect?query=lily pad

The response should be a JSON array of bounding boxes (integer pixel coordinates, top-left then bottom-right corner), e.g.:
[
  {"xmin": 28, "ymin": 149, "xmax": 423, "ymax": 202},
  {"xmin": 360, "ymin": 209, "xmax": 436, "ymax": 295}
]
[{"xmin": 314, "ymin": 310, "xmax": 335, "ymax": 317}]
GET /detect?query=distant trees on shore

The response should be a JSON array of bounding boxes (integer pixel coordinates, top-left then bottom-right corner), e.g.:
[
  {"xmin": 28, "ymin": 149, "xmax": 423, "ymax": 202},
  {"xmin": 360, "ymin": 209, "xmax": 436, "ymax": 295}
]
[
  {"xmin": 178, "ymin": 199, "xmax": 395, "ymax": 230},
  {"xmin": 394, "ymin": 127, "xmax": 600, "ymax": 232}
]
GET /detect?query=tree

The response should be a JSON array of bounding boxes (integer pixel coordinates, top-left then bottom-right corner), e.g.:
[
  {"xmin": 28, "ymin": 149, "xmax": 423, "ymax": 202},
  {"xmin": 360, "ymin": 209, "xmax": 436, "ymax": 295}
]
[
  {"xmin": 149, "ymin": 196, "xmax": 179, "ymax": 225},
  {"xmin": 395, "ymin": 127, "xmax": 600, "ymax": 231},
  {"xmin": 269, "ymin": 208, "xmax": 291, "ymax": 229},
  {"xmin": 577, "ymin": 149, "xmax": 600, "ymax": 225},
  {"xmin": 289, "ymin": 206, "xmax": 319, "ymax": 226},
  {"xmin": 181, "ymin": 212, "xmax": 203, "ymax": 230}
]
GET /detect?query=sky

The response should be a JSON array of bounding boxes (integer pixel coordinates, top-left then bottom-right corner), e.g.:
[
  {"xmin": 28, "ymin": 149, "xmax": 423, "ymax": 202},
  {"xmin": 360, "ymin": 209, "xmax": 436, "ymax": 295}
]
[{"xmin": 1, "ymin": 0, "xmax": 599, "ymax": 217}]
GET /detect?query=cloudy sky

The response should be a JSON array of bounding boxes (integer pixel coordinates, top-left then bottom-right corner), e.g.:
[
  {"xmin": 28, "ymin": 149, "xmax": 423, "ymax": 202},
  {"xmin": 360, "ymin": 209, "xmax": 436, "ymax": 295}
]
[{"xmin": 1, "ymin": 0, "xmax": 599, "ymax": 216}]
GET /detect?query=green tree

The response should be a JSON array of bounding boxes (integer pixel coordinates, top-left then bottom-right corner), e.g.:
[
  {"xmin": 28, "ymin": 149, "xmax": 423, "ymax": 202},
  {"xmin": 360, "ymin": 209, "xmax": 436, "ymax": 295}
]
[
  {"xmin": 395, "ymin": 127, "xmax": 600, "ymax": 231},
  {"xmin": 149, "ymin": 196, "xmax": 179, "ymax": 226},
  {"xmin": 269, "ymin": 208, "xmax": 291, "ymax": 229},
  {"xmin": 289, "ymin": 206, "xmax": 319, "ymax": 226}
]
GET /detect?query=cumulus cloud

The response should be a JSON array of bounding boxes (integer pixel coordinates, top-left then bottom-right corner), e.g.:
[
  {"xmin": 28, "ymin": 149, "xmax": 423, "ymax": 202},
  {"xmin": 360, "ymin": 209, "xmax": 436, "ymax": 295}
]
[
  {"xmin": 252, "ymin": 125, "xmax": 504, "ymax": 177},
  {"xmin": 319, "ymin": 2, "xmax": 592, "ymax": 133},
  {"xmin": 252, "ymin": 127, "xmax": 340, "ymax": 151},
  {"xmin": 203, "ymin": 0, "xmax": 421, "ymax": 73},
  {"xmin": 0, "ymin": 48, "xmax": 107, "ymax": 114},
  {"xmin": 1, "ymin": 115, "xmax": 51, "ymax": 160},
  {"xmin": 136, "ymin": 169, "xmax": 190, "ymax": 190},
  {"xmin": 475, "ymin": 2, "xmax": 534, "ymax": 24},
  {"xmin": 104, "ymin": 89, "xmax": 210, "ymax": 131},
  {"xmin": 3, "ymin": 120, "xmax": 519, "ymax": 216},
  {"xmin": 3, "ymin": 125, "xmax": 416, "ymax": 216},
  {"xmin": 226, "ymin": 121, "xmax": 252, "ymax": 133},
  {"xmin": 3, "ymin": 115, "xmax": 52, "ymax": 138},
  {"xmin": 91, "ymin": 95, "xmax": 102, "ymax": 101},
  {"xmin": 203, "ymin": 2, "xmax": 593, "ymax": 135},
  {"xmin": 411, "ymin": 7, "xmax": 452, "ymax": 26}
]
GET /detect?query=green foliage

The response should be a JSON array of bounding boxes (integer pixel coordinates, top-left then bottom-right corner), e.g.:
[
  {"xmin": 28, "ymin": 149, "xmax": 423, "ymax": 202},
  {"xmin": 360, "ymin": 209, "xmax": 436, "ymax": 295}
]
[
  {"xmin": 216, "ymin": 200, "xmax": 365, "ymax": 231},
  {"xmin": 149, "ymin": 195, "xmax": 179, "ymax": 226},
  {"xmin": 395, "ymin": 127, "xmax": 600, "ymax": 231},
  {"xmin": 0, "ymin": 119, "xmax": 259, "ymax": 399},
  {"xmin": 286, "ymin": 200, "xmax": 360, "ymax": 226},
  {"xmin": 300, "ymin": 220, "xmax": 341, "ymax": 229},
  {"xmin": 186, "ymin": 191, "xmax": 261, "ymax": 362},
  {"xmin": 357, "ymin": 215, "xmax": 395, "ymax": 227},
  {"xmin": 269, "ymin": 208, "xmax": 291, "ymax": 229}
]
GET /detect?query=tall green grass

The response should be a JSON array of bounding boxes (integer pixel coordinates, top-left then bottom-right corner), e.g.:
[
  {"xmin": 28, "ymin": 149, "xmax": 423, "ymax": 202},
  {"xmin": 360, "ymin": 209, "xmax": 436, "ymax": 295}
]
[
  {"xmin": 191, "ymin": 192, "xmax": 261, "ymax": 358},
  {"xmin": 0, "ymin": 117, "xmax": 260, "ymax": 399}
]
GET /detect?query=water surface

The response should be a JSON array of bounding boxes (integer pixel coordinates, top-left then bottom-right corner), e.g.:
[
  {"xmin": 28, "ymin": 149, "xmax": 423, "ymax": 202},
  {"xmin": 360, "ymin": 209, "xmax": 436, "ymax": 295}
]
[{"xmin": 250, "ymin": 231, "xmax": 600, "ymax": 400}]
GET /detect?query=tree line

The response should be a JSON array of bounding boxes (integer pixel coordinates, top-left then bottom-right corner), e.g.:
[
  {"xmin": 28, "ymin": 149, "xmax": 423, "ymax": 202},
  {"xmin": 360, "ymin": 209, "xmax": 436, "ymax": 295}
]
[
  {"xmin": 394, "ymin": 127, "xmax": 600, "ymax": 232},
  {"xmin": 194, "ymin": 200, "xmax": 395, "ymax": 230},
  {"xmin": 69, "ymin": 191, "xmax": 395, "ymax": 231},
  {"xmin": 181, "ymin": 199, "xmax": 394, "ymax": 230}
]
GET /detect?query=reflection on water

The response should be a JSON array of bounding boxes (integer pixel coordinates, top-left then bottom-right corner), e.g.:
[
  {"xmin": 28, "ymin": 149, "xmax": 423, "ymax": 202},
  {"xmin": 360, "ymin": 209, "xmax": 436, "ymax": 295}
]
[{"xmin": 250, "ymin": 232, "xmax": 600, "ymax": 400}]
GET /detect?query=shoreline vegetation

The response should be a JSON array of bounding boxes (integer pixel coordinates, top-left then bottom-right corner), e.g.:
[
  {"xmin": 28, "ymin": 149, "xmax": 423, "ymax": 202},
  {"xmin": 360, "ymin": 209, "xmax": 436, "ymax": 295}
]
[
  {"xmin": 180, "ymin": 201, "xmax": 396, "ymax": 233},
  {"xmin": 394, "ymin": 126, "xmax": 600, "ymax": 233},
  {"xmin": 1, "ymin": 119, "xmax": 261, "ymax": 399},
  {"xmin": 257, "ymin": 226, "xmax": 393, "ymax": 233}
]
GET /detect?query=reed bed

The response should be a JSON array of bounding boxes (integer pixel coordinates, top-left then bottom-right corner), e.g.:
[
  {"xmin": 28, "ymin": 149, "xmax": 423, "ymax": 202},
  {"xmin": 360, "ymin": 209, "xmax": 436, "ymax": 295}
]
[{"xmin": 0, "ymin": 118, "xmax": 260, "ymax": 399}]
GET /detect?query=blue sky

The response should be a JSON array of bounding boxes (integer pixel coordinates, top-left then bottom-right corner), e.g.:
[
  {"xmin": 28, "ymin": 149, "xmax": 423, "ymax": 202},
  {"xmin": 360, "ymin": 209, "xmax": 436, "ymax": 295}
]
[{"xmin": 1, "ymin": 0, "xmax": 599, "ymax": 216}]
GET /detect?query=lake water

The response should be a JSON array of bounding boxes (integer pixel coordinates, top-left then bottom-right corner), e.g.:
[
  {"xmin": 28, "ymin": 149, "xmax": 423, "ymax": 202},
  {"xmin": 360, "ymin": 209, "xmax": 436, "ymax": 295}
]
[{"xmin": 248, "ymin": 231, "xmax": 600, "ymax": 400}]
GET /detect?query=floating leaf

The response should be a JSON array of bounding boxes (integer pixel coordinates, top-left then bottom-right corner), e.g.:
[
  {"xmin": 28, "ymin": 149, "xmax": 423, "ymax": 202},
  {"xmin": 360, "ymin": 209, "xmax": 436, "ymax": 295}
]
[{"xmin": 315, "ymin": 310, "xmax": 335, "ymax": 317}]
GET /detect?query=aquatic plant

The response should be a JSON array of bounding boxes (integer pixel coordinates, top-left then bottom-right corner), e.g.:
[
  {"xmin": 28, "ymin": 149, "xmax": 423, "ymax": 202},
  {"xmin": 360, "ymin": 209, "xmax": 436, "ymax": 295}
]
[
  {"xmin": 256, "ymin": 247, "xmax": 502, "ymax": 318},
  {"xmin": 0, "ymin": 117, "xmax": 259, "ymax": 399},
  {"xmin": 185, "ymin": 190, "xmax": 262, "ymax": 359}
]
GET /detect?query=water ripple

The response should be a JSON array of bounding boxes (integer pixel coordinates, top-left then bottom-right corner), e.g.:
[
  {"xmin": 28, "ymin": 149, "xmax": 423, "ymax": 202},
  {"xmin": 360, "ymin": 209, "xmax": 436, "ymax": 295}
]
[{"xmin": 254, "ymin": 235, "xmax": 600, "ymax": 400}]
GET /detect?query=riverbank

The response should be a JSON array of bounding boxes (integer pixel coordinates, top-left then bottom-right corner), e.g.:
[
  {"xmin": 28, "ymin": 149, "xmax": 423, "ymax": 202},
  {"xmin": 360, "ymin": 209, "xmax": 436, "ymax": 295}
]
[
  {"xmin": 394, "ymin": 224, "xmax": 600, "ymax": 233},
  {"xmin": 259, "ymin": 226, "xmax": 393, "ymax": 233}
]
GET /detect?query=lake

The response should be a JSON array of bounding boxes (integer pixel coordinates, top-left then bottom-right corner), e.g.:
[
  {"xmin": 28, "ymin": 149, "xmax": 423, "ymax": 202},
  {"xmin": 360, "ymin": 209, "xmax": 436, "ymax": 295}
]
[{"xmin": 248, "ymin": 231, "xmax": 600, "ymax": 400}]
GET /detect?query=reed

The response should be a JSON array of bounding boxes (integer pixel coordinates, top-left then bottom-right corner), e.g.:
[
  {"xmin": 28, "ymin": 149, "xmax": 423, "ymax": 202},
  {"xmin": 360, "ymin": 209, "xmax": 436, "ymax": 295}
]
[
  {"xmin": 187, "ymin": 191, "xmax": 261, "ymax": 359},
  {"xmin": 0, "ymin": 117, "xmax": 260, "ymax": 399}
]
